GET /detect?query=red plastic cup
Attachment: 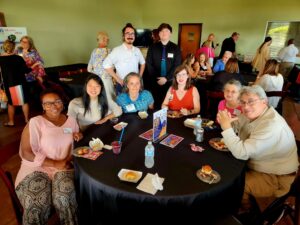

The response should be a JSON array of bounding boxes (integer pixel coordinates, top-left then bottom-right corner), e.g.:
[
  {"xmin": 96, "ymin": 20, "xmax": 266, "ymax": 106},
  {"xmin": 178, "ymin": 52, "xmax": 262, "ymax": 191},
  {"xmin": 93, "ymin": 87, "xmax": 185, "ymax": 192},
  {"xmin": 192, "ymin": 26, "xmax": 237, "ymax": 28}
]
[{"xmin": 111, "ymin": 141, "xmax": 122, "ymax": 154}]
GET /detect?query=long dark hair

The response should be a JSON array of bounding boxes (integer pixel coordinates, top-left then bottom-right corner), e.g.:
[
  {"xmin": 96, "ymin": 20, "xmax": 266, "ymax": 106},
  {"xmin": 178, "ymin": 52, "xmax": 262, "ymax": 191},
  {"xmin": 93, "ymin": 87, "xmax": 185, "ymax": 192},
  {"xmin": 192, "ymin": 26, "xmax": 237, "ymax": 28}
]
[
  {"xmin": 82, "ymin": 74, "xmax": 108, "ymax": 117},
  {"xmin": 258, "ymin": 36, "xmax": 272, "ymax": 53}
]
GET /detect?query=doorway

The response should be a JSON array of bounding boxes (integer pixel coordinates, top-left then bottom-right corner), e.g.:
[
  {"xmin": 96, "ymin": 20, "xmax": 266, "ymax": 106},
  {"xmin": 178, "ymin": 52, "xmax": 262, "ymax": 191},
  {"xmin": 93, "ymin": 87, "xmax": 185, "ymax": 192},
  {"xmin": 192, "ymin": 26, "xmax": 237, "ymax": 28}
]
[{"xmin": 178, "ymin": 23, "xmax": 202, "ymax": 61}]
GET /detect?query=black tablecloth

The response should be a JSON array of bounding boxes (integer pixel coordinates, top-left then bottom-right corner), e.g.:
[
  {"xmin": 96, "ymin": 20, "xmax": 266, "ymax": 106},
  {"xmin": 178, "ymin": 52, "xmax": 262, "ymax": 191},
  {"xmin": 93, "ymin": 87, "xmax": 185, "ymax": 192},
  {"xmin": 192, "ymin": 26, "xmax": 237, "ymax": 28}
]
[{"xmin": 74, "ymin": 113, "xmax": 246, "ymax": 224}]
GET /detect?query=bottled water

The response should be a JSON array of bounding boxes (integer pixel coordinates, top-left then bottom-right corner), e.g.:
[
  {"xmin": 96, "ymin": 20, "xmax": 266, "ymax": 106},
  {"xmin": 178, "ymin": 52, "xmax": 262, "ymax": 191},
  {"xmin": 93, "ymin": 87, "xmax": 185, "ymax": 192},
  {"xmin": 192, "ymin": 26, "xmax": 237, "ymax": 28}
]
[
  {"xmin": 193, "ymin": 115, "xmax": 202, "ymax": 135},
  {"xmin": 145, "ymin": 141, "xmax": 155, "ymax": 168}
]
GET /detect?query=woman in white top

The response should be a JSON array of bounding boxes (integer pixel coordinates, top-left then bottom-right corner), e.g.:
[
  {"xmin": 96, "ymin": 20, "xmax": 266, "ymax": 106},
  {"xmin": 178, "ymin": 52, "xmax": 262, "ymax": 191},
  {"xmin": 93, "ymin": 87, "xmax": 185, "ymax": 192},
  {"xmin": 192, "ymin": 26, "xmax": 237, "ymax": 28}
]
[
  {"xmin": 68, "ymin": 74, "xmax": 122, "ymax": 131},
  {"xmin": 254, "ymin": 59, "xmax": 284, "ymax": 108}
]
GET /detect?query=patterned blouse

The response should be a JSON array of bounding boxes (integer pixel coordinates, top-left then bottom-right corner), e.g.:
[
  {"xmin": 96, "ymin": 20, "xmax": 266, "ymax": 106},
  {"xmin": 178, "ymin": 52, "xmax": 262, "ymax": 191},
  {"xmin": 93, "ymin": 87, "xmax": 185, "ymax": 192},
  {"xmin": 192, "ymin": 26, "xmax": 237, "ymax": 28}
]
[
  {"xmin": 87, "ymin": 48, "xmax": 111, "ymax": 77},
  {"xmin": 18, "ymin": 50, "xmax": 46, "ymax": 82}
]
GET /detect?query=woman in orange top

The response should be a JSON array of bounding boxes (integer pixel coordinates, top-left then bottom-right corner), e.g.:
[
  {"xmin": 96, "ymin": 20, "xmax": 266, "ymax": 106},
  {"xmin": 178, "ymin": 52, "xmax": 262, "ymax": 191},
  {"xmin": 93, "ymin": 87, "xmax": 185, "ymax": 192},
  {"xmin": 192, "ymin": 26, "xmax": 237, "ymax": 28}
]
[{"xmin": 162, "ymin": 64, "xmax": 200, "ymax": 115}]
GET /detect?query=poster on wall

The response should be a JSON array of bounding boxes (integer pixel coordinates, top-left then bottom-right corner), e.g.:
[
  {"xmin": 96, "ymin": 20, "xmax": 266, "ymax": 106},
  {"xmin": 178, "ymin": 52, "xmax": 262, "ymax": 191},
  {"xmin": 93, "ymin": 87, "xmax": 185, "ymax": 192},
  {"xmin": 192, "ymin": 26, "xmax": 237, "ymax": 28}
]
[{"xmin": 0, "ymin": 27, "xmax": 27, "ymax": 53}]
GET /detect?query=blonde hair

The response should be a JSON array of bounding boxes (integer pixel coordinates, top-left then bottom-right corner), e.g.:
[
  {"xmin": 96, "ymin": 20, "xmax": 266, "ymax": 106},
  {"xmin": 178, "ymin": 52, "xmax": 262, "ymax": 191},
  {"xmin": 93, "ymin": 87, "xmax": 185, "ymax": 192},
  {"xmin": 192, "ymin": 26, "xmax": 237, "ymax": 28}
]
[
  {"xmin": 97, "ymin": 31, "xmax": 108, "ymax": 40},
  {"xmin": 20, "ymin": 36, "xmax": 37, "ymax": 51},
  {"xmin": 3, "ymin": 40, "xmax": 15, "ymax": 53}
]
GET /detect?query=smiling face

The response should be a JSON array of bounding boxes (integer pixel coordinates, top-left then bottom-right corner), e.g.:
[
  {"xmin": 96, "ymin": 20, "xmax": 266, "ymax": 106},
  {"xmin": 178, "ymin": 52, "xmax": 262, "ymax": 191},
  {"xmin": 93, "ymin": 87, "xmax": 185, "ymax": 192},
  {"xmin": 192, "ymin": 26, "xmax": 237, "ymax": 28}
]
[
  {"xmin": 127, "ymin": 75, "xmax": 141, "ymax": 96},
  {"xmin": 240, "ymin": 93, "xmax": 268, "ymax": 120},
  {"xmin": 86, "ymin": 79, "xmax": 101, "ymax": 99},
  {"xmin": 123, "ymin": 27, "xmax": 135, "ymax": 45},
  {"xmin": 176, "ymin": 69, "xmax": 188, "ymax": 86},
  {"xmin": 42, "ymin": 93, "xmax": 63, "ymax": 117},
  {"xmin": 224, "ymin": 84, "xmax": 240, "ymax": 103},
  {"xmin": 97, "ymin": 34, "xmax": 109, "ymax": 48},
  {"xmin": 20, "ymin": 37, "xmax": 30, "ymax": 50}
]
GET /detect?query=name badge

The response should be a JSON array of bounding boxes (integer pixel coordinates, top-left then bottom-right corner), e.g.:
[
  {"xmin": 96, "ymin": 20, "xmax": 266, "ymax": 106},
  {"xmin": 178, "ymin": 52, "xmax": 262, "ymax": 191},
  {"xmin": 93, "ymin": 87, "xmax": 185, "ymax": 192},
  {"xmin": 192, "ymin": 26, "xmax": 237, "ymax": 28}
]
[
  {"xmin": 125, "ymin": 104, "xmax": 136, "ymax": 112},
  {"xmin": 167, "ymin": 53, "xmax": 174, "ymax": 58},
  {"xmin": 63, "ymin": 128, "xmax": 73, "ymax": 134}
]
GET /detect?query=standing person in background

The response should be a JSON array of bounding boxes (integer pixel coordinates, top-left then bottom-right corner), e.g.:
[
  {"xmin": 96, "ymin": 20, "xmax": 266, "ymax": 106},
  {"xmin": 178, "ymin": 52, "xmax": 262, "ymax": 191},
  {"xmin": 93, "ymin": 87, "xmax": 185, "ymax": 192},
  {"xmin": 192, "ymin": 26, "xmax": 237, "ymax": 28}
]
[
  {"xmin": 195, "ymin": 33, "xmax": 219, "ymax": 67},
  {"xmin": 151, "ymin": 28, "xmax": 160, "ymax": 44},
  {"xmin": 103, "ymin": 23, "xmax": 145, "ymax": 94},
  {"xmin": 278, "ymin": 38, "xmax": 300, "ymax": 79},
  {"xmin": 219, "ymin": 32, "xmax": 240, "ymax": 59},
  {"xmin": 0, "ymin": 40, "xmax": 31, "ymax": 126},
  {"xmin": 17, "ymin": 36, "xmax": 46, "ymax": 106},
  {"xmin": 145, "ymin": 23, "xmax": 181, "ymax": 109},
  {"xmin": 88, "ymin": 31, "xmax": 116, "ymax": 101},
  {"xmin": 252, "ymin": 37, "xmax": 272, "ymax": 75}
]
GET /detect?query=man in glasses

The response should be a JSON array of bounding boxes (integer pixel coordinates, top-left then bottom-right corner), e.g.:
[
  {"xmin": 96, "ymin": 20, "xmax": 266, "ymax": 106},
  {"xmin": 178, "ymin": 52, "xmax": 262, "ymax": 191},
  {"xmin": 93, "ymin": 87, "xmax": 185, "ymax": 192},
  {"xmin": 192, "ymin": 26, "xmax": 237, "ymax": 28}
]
[
  {"xmin": 103, "ymin": 23, "xmax": 145, "ymax": 94},
  {"xmin": 217, "ymin": 85, "xmax": 299, "ymax": 218}
]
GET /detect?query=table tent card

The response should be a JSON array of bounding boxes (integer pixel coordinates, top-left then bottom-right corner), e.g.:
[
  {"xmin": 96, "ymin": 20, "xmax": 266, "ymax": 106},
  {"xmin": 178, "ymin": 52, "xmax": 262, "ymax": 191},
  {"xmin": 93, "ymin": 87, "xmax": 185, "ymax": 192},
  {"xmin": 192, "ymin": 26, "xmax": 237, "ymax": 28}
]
[{"xmin": 153, "ymin": 108, "xmax": 167, "ymax": 143}]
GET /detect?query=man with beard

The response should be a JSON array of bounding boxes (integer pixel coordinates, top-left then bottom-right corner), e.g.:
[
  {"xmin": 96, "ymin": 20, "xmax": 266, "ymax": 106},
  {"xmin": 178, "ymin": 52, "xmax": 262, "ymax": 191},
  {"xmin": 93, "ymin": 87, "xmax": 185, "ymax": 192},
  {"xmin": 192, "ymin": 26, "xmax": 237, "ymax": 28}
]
[
  {"xmin": 145, "ymin": 23, "xmax": 181, "ymax": 109},
  {"xmin": 104, "ymin": 23, "xmax": 145, "ymax": 94}
]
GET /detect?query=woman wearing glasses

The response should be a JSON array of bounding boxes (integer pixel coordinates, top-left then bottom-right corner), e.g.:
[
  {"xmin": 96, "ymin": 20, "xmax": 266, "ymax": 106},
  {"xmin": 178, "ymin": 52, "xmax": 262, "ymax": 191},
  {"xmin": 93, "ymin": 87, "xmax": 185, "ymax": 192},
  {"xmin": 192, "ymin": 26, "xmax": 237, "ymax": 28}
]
[
  {"xmin": 67, "ymin": 74, "xmax": 122, "ymax": 131},
  {"xmin": 162, "ymin": 64, "xmax": 200, "ymax": 116},
  {"xmin": 15, "ymin": 88, "xmax": 83, "ymax": 225}
]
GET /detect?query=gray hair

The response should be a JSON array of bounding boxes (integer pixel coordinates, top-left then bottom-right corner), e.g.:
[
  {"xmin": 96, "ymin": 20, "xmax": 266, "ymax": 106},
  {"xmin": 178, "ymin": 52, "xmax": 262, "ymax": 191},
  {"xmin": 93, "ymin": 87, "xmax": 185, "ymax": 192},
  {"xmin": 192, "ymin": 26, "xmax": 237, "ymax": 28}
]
[
  {"xmin": 123, "ymin": 72, "xmax": 143, "ymax": 93},
  {"xmin": 223, "ymin": 79, "xmax": 242, "ymax": 91},
  {"xmin": 239, "ymin": 85, "xmax": 267, "ymax": 100}
]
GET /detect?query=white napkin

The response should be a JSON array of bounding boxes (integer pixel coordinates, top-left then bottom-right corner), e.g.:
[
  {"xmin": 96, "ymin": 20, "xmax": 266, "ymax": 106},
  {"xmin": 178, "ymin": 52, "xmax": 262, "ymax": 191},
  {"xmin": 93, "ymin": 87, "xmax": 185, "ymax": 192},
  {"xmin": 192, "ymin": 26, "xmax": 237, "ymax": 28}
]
[
  {"xmin": 152, "ymin": 173, "xmax": 163, "ymax": 190},
  {"xmin": 137, "ymin": 173, "xmax": 165, "ymax": 195}
]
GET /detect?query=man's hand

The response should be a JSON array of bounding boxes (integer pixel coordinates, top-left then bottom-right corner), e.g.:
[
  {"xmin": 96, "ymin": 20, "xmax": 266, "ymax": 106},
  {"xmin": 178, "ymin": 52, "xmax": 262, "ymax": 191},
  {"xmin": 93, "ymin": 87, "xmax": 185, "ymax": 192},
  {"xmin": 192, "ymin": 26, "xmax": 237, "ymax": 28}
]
[
  {"xmin": 157, "ymin": 77, "xmax": 167, "ymax": 86},
  {"xmin": 216, "ymin": 110, "xmax": 238, "ymax": 131}
]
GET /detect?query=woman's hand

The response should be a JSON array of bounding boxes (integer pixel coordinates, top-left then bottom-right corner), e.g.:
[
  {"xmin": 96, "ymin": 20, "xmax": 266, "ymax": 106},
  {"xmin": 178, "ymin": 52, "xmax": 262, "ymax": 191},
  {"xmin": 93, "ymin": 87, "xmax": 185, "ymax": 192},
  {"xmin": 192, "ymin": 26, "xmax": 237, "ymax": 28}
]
[
  {"xmin": 180, "ymin": 108, "xmax": 189, "ymax": 116},
  {"xmin": 73, "ymin": 132, "xmax": 83, "ymax": 142},
  {"xmin": 216, "ymin": 110, "xmax": 238, "ymax": 130},
  {"xmin": 157, "ymin": 77, "xmax": 167, "ymax": 86},
  {"xmin": 94, "ymin": 117, "xmax": 108, "ymax": 125}
]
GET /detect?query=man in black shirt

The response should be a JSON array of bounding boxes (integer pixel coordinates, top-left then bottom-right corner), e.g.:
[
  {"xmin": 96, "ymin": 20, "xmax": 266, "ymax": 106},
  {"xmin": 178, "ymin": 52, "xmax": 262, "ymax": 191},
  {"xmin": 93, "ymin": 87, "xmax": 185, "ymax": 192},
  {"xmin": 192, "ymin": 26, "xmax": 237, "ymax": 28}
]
[
  {"xmin": 145, "ymin": 23, "xmax": 181, "ymax": 109},
  {"xmin": 219, "ymin": 32, "xmax": 240, "ymax": 58}
]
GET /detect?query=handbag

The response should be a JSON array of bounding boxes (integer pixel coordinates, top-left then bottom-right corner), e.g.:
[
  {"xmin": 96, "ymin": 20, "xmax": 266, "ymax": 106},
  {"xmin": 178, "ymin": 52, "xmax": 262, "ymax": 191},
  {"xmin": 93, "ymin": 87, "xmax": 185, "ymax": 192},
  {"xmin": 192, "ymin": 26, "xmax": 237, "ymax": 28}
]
[{"xmin": 9, "ymin": 85, "xmax": 24, "ymax": 105}]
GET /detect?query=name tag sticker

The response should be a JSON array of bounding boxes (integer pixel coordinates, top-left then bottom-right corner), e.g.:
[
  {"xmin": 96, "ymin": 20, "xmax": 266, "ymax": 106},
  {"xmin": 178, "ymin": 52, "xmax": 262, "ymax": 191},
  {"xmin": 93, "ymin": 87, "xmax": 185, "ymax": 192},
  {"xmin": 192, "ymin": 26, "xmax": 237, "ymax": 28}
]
[
  {"xmin": 125, "ymin": 104, "xmax": 136, "ymax": 112},
  {"xmin": 63, "ymin": 128, "xmax": 73, "ymax": 134},
  {"xmin": 167, "ymin": 53, "xmax": 174, "ymax": 58}
]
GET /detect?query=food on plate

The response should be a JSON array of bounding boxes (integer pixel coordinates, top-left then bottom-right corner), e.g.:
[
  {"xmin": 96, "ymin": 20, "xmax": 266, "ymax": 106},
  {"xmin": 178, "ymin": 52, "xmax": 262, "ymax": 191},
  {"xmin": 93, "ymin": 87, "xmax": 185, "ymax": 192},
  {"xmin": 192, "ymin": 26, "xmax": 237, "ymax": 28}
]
[
  {"xmin": 212, "ymin": 140, "xmax": 227, "ymax": 150},
  {"xmin": 138, "ymin": 111, "xmax": 148, "ymax": 119},
  {"xmin": 124, "ymin": 171, "xmax": 137, "ymax": 181},
  {"xmin": 167, "ymin": 110, "xmax": 182, "ymax": 118},
  {"xmin": 77, "ymin": 148, "xmax": 89, "ymax": 155},
  {"xmin": 201, "ymin": 165, "xmax": 212, "ymax": 175},
  {"xmin": 202, "ymin": 119, "xmax": 214, "ymax": 127}
]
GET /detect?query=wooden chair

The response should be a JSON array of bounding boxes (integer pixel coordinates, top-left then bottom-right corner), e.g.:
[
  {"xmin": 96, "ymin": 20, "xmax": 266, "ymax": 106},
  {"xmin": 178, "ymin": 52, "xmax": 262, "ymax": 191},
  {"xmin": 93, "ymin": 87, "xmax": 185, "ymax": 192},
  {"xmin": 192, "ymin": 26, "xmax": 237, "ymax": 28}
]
[
  {"xmin": 206, "ymin": 90, "xmax": 224, "ymax": 119},
  {"xmin": 248, "ymin": 168, "xmax": 300, "ymax": 225},
  {"xmin": 0, "ymin": 140, "xmax": 23, "ymax": 224}
]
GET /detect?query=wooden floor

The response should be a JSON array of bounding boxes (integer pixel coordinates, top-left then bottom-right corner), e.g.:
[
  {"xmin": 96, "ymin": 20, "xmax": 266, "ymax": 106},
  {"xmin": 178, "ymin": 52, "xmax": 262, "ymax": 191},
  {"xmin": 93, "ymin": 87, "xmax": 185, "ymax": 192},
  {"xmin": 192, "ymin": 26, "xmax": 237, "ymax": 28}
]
[{"xmin": 0, "ymin": 109, "xmax": 296, "ymax": 225}]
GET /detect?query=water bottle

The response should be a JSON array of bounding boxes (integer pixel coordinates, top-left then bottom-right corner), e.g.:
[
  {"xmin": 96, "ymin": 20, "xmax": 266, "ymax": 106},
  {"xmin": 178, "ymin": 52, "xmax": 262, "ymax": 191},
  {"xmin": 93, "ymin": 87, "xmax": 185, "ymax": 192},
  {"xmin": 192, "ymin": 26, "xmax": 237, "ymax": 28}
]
[
  {"xmin": 193, "ymin": 115, "xmax": 202, "ymax": 135},
  {"xmin": 145, "ymin": 141, "xmax": 155, "ymax": 168}
]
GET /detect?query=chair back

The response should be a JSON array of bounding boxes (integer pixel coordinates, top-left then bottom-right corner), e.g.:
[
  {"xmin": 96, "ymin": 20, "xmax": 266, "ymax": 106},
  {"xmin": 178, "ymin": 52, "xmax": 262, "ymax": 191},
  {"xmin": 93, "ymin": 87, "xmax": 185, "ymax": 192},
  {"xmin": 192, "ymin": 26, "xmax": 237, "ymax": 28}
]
[
  {"xmin": 0, "ymin": 140, "xmax": 23, "ymax": 225},
  {"xmin": 0, "ymin": 167, "xmax": 23, "ymax": 224},
  {"xmin": 265, "ymin": 90, "xmax": 288, "ymax": 114},
  {"xmin": 206, "ymin": 91, "xmax": 224, "ymax": 119}
]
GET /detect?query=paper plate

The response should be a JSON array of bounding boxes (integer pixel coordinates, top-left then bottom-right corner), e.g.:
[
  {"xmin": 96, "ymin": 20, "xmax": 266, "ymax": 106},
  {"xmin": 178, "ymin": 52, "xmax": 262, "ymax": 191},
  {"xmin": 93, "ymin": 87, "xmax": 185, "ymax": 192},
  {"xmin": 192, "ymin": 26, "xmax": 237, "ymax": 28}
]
[
  {"xmin": 196, "ymin": 169, "xmax": 221, "ymax": 184},
  {"xmin": 209, "ymin": 138, "xmax": 229, "ymax": 152}
]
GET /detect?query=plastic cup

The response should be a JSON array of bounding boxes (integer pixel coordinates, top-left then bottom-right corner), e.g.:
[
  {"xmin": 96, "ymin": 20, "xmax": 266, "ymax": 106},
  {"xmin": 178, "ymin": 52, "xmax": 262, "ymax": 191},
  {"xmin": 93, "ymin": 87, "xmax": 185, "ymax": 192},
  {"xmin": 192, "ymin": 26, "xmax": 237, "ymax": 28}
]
[
  {"xmin": 110, "ymin": 117, "xmax": 119, "ymax": 124},
  {"xmin": 111, "ymin": 141, "xmax": 122, "ymax": 154}
]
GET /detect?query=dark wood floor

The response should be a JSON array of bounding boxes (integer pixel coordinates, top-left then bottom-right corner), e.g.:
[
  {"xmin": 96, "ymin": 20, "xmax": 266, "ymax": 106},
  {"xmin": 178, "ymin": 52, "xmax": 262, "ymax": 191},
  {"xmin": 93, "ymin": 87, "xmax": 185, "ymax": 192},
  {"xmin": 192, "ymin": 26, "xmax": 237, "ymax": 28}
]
[{"xmin": 0, "ymin": 109, "xmax": 296, "ymax": 225}]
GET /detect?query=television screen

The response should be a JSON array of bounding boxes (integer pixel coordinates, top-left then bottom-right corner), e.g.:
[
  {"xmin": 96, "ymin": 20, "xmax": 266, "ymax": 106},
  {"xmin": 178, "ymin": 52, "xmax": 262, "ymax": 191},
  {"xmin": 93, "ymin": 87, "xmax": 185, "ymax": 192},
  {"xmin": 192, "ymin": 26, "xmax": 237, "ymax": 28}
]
[{"xmin": 134, "ymin": 29, "xmax": 153, "ymax": 47}]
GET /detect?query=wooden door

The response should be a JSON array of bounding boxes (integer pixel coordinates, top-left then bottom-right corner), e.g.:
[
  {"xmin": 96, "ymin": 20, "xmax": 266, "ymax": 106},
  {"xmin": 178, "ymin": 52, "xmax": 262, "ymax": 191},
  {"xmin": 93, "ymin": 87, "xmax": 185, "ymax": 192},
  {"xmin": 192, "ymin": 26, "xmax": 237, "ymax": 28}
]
[{"xmin": 178, "ymin": 23, "xmax": 202, "ymax": 61}]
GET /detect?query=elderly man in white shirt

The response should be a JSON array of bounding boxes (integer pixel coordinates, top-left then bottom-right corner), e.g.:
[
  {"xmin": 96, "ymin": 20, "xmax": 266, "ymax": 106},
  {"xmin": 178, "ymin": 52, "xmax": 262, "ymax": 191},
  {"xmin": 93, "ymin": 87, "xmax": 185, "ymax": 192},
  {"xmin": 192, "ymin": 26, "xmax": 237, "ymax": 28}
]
[
  {"xmin": 103, "ymin": 23, "xmax": 145, "ymax": 94},
  {"xmin": 217, "ymin": 85, "xmax": 299, "ymax": 214},
  {"xmin": 278, "ymin": 38, "xmax": 300, "ymax": 79}
]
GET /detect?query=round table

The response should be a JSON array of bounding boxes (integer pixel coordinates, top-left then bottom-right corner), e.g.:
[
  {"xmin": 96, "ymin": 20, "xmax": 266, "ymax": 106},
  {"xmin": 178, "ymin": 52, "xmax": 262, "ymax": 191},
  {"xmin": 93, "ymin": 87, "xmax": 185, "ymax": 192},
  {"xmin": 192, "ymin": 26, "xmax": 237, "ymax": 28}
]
[{"xmin": 74, "ymin": 113, "xmax": 246, "ymax": 225}]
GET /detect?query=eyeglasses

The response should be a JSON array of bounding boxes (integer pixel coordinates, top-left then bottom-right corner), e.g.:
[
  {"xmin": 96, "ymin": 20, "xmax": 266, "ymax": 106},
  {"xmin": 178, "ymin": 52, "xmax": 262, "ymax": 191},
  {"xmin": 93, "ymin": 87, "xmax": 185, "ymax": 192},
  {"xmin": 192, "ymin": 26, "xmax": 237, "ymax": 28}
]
[
  {"xmin": 177, "ymin": 72, "xmax": 188, "ymax": 77},
  {"xmin": 240, "ymin": 99, "xmax": 261, "ymax": 107},
  {"xmin": 43, "ymin": 100, "xmax": 63, "ymax": 108},
  {"xmin": 21, "ymin": 40, "xmax": 28, "ymax": 44},
  {"xmin": 125, "ymin": 32, "xmax": 135, "ymax": 36}
]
